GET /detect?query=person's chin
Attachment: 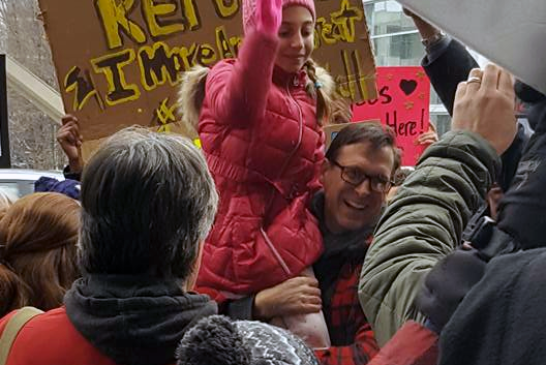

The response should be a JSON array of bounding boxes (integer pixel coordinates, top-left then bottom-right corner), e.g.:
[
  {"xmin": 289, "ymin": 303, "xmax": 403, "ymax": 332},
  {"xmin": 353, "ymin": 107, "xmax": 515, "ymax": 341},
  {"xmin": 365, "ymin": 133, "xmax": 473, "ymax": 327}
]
[
  {"xmin": 279, "ymin": 61, "xmax": 304, "ymax": 74},
  {"xmin": 342, "ymin": 208, "xmax": 371, "ymax": 230},
  {"xmin": 339, "ymin": 217, "xmax": 367, "ymax": 232}
]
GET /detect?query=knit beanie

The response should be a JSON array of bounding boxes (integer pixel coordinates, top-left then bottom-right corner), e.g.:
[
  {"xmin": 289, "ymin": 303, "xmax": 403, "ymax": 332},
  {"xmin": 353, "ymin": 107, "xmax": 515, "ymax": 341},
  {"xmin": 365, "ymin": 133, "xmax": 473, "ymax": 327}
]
[
  {"xmin": 177, "ymin": 315, "xmax": 319, "ymax": 365},
  {"xmin": 242, "ymin": 0, "xmax": 316, "ymax": 34}
]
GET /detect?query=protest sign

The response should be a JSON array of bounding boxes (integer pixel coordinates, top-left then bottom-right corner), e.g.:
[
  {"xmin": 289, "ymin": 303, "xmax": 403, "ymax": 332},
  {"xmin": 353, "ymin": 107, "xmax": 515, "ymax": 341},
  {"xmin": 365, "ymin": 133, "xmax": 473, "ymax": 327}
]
[
  {"xmin": 397, "ymin": 0, "xmax": 546, "ymax": 95},
  {"xmin": 351, "ymin": 66, "xmax": 430, "ymax": 166},
  {"xmin": 38, "ymin": 0, "xmax": 376, "ymax": 146},
  {"xmin": 323, "ymin": 119, "xmax": 381, "ymax": 150},
  {"xmin": 313, "ymin": 0, "xmax": 377, "ymax": 103}
]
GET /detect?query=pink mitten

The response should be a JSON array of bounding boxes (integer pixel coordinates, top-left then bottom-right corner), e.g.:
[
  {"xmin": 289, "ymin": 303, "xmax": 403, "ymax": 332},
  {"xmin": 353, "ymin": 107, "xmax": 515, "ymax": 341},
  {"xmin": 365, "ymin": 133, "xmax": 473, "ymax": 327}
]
[{"xmin": 256, "ymin": 0, "xmax": 283, "ymax": 35}]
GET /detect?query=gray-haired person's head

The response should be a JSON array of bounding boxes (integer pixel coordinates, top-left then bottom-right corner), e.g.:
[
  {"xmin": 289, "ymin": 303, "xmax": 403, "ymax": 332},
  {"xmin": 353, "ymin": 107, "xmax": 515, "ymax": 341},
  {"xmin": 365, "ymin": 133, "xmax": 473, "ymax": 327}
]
[{"xmin": 79, "ymin": 127, "xmax": 218, "ymax": 280}]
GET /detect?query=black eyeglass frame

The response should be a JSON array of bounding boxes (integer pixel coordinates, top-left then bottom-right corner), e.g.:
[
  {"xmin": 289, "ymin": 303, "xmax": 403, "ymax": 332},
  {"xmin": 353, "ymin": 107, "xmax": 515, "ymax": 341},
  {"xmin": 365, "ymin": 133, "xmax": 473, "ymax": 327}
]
[{"xmin": 330, "ymin": 159, "xmax": 394, "ymax": 193}]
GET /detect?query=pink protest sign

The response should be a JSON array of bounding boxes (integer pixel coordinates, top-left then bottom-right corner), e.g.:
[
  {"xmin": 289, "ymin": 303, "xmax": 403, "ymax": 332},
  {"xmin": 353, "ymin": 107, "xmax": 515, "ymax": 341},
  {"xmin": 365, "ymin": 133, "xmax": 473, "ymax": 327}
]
[{"xmin": 351, "ymin": 66, "xmax": 431, "ymax": 166}]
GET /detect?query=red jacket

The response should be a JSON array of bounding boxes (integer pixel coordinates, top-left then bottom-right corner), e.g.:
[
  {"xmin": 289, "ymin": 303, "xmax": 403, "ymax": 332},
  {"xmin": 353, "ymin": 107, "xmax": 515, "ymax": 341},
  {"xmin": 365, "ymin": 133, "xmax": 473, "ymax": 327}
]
[
  {"xmin": 366, "ymin": 322, "xmax": 438, "ymax": 365},
  {"xmin": 195, "ymin": 29, "xmax": 328, "ymax": 298},
  {"xmin": 0, "ymin": 308, "xmax": 116, "ymax": 365}
]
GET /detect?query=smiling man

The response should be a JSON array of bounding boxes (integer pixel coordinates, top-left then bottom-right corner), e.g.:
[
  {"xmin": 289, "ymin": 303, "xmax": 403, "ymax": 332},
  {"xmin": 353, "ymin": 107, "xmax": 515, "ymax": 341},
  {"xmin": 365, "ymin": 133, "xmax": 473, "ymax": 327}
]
[
  {"xmin": 321, "ymin": 123, "xmax": 398, "ymax": 234},
  {"xmin": 223, "ymin": 122, "xmax": 400, "ymax": 365},
  {"xmin": 310, "ymin": 122, "xmax": 400, "ymax": 364}
]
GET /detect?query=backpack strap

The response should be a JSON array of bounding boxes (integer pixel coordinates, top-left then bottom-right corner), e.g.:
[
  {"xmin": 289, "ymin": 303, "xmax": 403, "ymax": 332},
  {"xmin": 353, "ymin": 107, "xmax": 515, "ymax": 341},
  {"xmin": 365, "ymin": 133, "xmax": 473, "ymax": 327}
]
[{"xmin": 0, "ymin": 307, "xmax": 43, "ymax": 365}]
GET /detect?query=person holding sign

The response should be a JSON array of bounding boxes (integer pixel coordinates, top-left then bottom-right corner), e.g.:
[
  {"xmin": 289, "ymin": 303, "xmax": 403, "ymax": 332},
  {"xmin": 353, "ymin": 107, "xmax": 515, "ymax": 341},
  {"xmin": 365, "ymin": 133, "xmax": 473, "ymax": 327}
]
[{"xmin": 180, "ymin": 0, "xmax": 335, "ymax": 349}]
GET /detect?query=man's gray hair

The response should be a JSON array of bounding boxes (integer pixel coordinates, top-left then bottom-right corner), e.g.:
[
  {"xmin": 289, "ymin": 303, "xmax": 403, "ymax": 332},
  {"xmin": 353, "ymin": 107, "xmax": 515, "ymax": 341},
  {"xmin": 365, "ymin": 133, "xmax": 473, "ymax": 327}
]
[{"xmin": 79, "ymin": 127, "xmax": 218, "ymax": 279}]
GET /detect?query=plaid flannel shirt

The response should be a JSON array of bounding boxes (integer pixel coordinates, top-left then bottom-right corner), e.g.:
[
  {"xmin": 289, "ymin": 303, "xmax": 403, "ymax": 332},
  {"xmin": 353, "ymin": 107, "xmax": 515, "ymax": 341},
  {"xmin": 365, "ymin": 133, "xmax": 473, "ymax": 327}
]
[{"xmin": 315, "ymin": 259, "xmax": 379, "ymax": 365}]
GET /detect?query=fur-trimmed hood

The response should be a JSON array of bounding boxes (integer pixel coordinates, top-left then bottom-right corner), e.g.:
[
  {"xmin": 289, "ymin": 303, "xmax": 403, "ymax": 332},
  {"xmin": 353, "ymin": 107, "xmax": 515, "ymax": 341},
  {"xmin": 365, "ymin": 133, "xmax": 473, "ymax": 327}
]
[{"xmin": 177, "ymin": 63, "xmax": 336, "ymax": 129}]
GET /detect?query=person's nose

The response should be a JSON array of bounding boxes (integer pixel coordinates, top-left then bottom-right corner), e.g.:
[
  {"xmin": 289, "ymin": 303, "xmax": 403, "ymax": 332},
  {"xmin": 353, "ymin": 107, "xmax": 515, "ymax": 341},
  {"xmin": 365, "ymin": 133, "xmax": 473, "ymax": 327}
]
[
  {"xmin": 354, "ymin": 177, "xmax": 372, "ymax": 197},
  {"xmin": 290, "ymin": 33, "xmax": 304, "ymax": 50}
]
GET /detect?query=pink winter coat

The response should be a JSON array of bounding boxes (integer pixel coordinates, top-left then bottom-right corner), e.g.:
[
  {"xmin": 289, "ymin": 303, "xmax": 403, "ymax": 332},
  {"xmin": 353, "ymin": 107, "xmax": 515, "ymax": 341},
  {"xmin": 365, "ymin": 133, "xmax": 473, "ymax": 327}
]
[{"xmin": 194, "ymin": 29, "xmax": 330, "ymax": 301}]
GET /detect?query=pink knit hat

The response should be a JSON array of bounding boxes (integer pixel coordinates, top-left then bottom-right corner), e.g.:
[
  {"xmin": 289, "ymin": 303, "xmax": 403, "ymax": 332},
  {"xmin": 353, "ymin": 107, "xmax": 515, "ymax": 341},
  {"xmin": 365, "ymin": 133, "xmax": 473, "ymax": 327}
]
[{"xmin": 242, "ymin": 0, "xmax": 316, "ymax": 34}]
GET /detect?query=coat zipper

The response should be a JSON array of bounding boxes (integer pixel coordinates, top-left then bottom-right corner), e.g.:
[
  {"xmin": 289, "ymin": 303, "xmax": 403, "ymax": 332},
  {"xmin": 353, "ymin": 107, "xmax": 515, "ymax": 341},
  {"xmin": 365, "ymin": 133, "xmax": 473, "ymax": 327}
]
[{"xmin": 261, "ymin": 82, "xmax": 306, "ymax": 278}]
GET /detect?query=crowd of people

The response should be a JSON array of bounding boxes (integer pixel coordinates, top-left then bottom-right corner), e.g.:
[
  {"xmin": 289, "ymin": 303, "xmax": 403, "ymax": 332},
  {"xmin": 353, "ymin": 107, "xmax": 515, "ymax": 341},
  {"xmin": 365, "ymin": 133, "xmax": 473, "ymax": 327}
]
[{"xmin": 0, "ymin": 0, "xmax": 544, "ymax": 364}]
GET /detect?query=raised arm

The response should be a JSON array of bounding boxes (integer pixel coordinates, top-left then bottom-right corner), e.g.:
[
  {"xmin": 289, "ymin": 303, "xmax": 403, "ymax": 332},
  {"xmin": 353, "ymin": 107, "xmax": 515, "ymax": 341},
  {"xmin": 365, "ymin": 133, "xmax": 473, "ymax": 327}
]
[
  {"xmin": 405, "ymin": 10, "xmax": 479, "ymax": 115},
  {"xmin": 205, "ymin": 0, "xmax": 283, "ymax": 127},
  {"xmin": 359, "ymin": 65, "xmax": 516, "ymax": 345}
]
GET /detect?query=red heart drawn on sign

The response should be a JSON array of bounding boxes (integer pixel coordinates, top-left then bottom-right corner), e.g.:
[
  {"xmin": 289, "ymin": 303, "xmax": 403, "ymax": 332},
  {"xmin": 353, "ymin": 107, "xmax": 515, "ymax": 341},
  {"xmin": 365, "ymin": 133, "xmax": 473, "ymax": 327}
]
[{"xmin": 400, "ymin": 79, "xmax": 418, "ymax": 96}]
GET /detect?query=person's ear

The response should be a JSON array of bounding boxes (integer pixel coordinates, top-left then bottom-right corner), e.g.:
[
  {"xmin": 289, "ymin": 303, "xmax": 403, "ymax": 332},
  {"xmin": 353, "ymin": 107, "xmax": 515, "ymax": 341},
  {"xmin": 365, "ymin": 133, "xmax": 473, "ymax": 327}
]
[{"xmin": 184, "ymin": 241, "xmax": 205, "ymax": 292}]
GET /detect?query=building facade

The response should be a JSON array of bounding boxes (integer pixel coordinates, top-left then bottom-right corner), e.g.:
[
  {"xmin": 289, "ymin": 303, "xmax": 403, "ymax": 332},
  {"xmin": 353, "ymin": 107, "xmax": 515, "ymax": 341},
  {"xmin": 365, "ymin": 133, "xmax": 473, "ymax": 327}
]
[{"xmin": 363, "ymin": 0, "xmax": 452, "ymax": 135}]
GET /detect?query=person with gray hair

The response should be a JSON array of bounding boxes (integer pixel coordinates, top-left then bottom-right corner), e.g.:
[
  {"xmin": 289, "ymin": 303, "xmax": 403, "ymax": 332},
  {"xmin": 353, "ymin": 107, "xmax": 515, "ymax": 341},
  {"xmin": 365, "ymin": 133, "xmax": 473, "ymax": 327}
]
[{"xmin": 0, "ymin": 127, "xmax": 219, "ymax": 365}]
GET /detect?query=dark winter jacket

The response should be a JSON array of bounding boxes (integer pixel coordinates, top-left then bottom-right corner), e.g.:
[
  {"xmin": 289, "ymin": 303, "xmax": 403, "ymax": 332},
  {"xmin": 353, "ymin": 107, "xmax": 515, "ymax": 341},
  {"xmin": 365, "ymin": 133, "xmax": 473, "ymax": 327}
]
[
  {"xmin": 0, "ymin": 275, "xmax": 217, "ymax": 365},
  {"xmin": 440, "ymin": 248, "xmax": 546, "ymax": 365}
]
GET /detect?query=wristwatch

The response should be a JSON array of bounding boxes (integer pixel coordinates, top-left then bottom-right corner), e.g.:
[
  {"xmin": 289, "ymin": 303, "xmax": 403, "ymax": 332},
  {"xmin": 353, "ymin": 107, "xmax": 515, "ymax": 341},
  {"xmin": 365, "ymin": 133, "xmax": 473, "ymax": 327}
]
[{"xmin": 421, "ymin": 32, "xmax": 445, "ymax": 49}]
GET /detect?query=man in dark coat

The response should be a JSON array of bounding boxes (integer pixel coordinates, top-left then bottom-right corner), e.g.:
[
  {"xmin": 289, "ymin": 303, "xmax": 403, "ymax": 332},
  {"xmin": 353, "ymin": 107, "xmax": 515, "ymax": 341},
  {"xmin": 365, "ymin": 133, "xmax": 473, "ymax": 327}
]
[{"xmin": 0, "ymin": 128, "xmax": 219, "ymax": 365}]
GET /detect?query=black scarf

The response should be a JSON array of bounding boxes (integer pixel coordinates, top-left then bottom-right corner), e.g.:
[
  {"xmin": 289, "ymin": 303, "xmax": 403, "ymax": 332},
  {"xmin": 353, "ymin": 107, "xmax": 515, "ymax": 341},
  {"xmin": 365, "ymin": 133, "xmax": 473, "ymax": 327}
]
[{"xmin": 64, "ymin": 274, "xmax": 217, "ymax": 365}]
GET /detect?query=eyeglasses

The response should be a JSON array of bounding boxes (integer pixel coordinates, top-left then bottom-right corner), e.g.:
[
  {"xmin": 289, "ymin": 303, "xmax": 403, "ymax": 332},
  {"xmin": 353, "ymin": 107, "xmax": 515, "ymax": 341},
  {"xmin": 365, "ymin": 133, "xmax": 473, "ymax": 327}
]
[{"xmin": 331, "ymin": 160, "xmax": 393, "ymax": 193}]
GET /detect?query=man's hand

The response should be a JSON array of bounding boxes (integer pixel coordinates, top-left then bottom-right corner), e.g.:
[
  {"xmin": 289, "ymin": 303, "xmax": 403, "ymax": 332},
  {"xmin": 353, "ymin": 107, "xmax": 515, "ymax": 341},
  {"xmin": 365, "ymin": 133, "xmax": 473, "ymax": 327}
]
[
  {"xmin": 253, "ymin": 276, "xmax": 322, "ymax": 321},
  {"xmin": 256, "ymin": 0, "xmax": 283, "ymax": 35},
  {"xmin": 57, "ymin": 115, "xmax": 84, "ymax": 173},
  {"xmin": 403, "ymin": 8, "xmax": 441, "ymax": 40},
  {"xmin": 452, "ymin": 65, "xmax": 517, "ymax": 155},
  {"xmin": 416, "ymin": 124, "xmax": 439, "ymax": 146}
]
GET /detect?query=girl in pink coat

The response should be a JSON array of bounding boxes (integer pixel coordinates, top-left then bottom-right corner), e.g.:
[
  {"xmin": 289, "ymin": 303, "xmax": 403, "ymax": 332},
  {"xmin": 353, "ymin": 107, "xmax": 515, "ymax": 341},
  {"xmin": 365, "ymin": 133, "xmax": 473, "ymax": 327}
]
[{"xmin": 181, "ymin": 0, "xmax": 335, "ymax": 348}]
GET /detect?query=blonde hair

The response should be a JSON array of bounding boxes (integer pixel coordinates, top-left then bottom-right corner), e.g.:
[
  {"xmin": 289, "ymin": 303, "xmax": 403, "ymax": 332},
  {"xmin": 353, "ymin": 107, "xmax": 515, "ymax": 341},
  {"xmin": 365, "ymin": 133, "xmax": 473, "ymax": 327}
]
[
  {"xmin": 304, "ymin": 59, "xmax": 333, "ymax": 126},
  {"xmin": 0, "ymin": 188, "xmax": 17, "ymax": 215}
]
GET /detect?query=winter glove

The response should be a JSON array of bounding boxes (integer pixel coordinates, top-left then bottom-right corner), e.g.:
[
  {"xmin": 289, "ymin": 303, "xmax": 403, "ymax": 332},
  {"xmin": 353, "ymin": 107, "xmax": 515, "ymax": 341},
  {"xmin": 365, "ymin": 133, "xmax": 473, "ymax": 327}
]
[
  {"xmin": 256, "ymin": 0, "xmax": 283, "ymax": 35},
  {"xmin": 416, "ymin": 247, "xmax": 487, "ymax": 333}
]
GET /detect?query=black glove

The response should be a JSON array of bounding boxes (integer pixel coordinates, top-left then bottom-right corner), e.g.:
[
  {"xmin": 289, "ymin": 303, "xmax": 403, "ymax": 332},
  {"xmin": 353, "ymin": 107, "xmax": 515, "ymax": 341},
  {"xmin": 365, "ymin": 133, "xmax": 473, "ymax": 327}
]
[{"xmin": 416, "ymin": 247, "xmax": 487, "ymax": 333}]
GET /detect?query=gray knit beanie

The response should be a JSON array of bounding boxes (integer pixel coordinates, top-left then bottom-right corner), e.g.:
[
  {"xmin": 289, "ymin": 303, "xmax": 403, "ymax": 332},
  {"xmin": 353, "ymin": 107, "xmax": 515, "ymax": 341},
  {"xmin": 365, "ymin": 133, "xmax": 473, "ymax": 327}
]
[{"xmin": 177, "ymin": 315, "xmax": 319, "ymax": 365}]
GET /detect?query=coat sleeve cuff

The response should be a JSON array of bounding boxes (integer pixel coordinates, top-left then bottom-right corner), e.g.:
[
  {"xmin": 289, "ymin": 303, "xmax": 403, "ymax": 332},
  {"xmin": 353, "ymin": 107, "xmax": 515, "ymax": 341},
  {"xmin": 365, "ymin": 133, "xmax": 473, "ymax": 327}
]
[
  {"xmin": 422, "ymin": 130, "xmax": 501, "ymax": 181},
  {"xmin": 63, "ymin": 165, "xmax": 82, "ymax": 182},
  {"xmin": 422, "ymin": 35, "xmax": 453, "ymax": 66},
  {"xmin": 224, "ymin": 296, "xmax": 255, "ymax": 320}
]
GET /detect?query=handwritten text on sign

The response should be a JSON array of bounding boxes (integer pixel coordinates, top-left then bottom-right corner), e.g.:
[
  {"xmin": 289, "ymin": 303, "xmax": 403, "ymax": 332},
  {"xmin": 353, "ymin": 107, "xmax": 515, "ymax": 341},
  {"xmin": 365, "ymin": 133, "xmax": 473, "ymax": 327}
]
[
  {"xmin": 38, "ymin": 0, "xmax": 376, "ymax": 141},
  {"xmin": 352, "ymin": 66, "xmax": 430, "ymax": 166}
]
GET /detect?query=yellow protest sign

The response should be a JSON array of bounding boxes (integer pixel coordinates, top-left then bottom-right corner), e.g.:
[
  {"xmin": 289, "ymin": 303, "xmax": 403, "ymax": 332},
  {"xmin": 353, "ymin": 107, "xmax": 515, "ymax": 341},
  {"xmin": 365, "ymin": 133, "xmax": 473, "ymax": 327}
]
[{"xmin": 38, "ymin": 0, "xmax": 376, "ymax": 142}]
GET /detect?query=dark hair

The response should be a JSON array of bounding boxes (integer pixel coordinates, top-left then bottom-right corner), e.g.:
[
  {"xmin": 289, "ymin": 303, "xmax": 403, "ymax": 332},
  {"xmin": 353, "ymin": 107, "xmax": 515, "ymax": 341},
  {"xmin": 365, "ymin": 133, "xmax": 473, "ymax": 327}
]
[
  {"xmin": 0, "ymin": 193, "xmax": 80, "ymax": 316},
  {"xmin": 326, "ymin": 122, "xmax": 401, "ymax": 174},
  {"xmin": 79, "ymin": 128, "xmax": 218, "ymax": 280}
]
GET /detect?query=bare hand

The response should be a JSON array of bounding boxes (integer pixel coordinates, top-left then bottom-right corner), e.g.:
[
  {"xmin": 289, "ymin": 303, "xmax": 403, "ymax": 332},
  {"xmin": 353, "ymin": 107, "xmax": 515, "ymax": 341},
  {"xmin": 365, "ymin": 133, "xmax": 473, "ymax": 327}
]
[
  {"xmin": 256, "ymin": 0, "xmax": 283, "ymax": 34},
  {"xmin": 416, "ymin": 129, "xmax": 439, "ymax": 146},
  {"xmin": 57, "ymin": 115, "xmax": 84, "ymax": 173},
  {"xmin": 254, "ymin": 276, "xmax": 322, "ymax": 320},
  {"xmin": 452, "ymin": 65, "xmax": 517, "ymax": 155}
]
